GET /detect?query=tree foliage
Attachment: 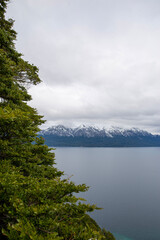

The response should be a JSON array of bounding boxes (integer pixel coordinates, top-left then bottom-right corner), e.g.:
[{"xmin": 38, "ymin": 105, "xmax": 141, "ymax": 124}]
[{"xmin": 0, "ymin": 1, "xmax": 115, "ymax": 239}]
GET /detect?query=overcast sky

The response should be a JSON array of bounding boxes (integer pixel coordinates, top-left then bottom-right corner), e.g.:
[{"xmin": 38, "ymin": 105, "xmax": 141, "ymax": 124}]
[{"xmin": 7, "ymin": 0, "xmax": 160, "ymax": 132}]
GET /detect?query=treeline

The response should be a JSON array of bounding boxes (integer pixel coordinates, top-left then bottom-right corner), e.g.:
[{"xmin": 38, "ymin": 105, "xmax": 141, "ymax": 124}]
[
  {"xmin": 39, "ymin": 135, "xmax": 160, "ymax": 147},
  {"xmin": 0, "ymin": 1, "xmax": 115, "ymax": 239}
]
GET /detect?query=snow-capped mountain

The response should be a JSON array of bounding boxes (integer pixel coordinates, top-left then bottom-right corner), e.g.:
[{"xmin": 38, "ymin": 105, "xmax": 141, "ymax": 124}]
[
  {"xmin": 40, "ymin": 125, "xmax": 151, "ymax": 138},
  {"xmin": 39, "ymin": 125, "xmax": 160, "ymax": 147}
]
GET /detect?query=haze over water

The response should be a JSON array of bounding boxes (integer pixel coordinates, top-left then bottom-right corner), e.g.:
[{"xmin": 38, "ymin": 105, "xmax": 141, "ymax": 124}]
[{"xmin": 54, "ymin": 147, "xmax": 160, "ymax": 240}]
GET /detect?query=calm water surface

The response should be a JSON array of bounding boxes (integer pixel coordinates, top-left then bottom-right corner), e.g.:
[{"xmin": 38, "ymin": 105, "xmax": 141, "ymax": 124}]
[{"xmin": 53, "ymin": 147, "xmax": 160, "ymax": 240}]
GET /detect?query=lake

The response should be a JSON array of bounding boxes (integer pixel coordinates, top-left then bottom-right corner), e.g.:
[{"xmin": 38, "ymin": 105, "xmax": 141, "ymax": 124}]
[{"xmin": 53, "ymin": 147, "xmax": 160, "ymax": 240}]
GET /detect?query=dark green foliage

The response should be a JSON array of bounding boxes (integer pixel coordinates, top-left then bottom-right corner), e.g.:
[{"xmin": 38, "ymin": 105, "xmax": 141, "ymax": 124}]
[
  {"xmin": 0, "ymin": 1, "xmax": 115, "ymax": 239},
  {"xmin": 101, "ymin": 229, "xmax": 116, "ymax": 240}
]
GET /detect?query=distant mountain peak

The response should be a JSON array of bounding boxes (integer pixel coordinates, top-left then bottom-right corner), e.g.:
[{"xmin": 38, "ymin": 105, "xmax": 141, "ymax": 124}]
[
  {"xmin": 39, "ymin": 125, "xmax": 160, "ymax": 147},
  {"xmin": 40, "ymin": 125, "xmax": 152, "ymax": 138}
]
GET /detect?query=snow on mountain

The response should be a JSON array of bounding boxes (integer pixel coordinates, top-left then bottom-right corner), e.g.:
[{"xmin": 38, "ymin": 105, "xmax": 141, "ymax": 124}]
[
  {"xmin": 40, "ymin": 125, "xmax": 74, "ymax": 137},
  {"xmin": 106, "ymin": 126, "xmax": 151, "ymax": 137},
  {"xmin": 73, "ymin": 125, "xmax": 107, "ymax": 137},
  {"xmin": 40, "ymin": 125, "xmax": 152, "ymax": 138}
]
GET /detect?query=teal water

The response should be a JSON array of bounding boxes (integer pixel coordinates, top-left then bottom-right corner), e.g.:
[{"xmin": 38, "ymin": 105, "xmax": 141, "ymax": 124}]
[
  {"xmin": 113, "ymin": 233, "xmax": 133, "ymax": 240},
  {"xmin": 54, "ymin": 147, "xmax": 160, "ymax": 240}
]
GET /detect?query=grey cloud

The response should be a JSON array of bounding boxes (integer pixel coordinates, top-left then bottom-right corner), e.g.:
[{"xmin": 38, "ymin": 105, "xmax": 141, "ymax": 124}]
[{"xmin": 7, "ymin": 0, "xmax": 160, "ymax": 133}]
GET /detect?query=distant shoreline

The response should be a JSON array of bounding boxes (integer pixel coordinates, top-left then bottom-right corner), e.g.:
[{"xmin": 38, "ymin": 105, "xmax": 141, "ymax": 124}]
[{"xmin": 40, "ymin": 135, "xmax": 160, "ymax": 148}]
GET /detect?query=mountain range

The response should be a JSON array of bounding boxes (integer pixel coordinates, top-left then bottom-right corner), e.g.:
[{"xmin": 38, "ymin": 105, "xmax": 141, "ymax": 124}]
[{"xmin": 39, "ymin": 125, "xmax": 160, "ymax": 147}]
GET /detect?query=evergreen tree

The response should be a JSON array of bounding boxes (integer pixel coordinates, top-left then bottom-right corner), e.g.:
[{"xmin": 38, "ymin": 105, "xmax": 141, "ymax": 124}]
[{"xmin": 0, "ymin": 1, "xmax": 115, "ymax": 239}]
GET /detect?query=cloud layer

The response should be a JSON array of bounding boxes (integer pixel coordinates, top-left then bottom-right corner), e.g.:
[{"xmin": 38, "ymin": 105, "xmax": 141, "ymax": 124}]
[{"xmin": 7, "ymin": 0, "xmax": 160, "ymax": 132}]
